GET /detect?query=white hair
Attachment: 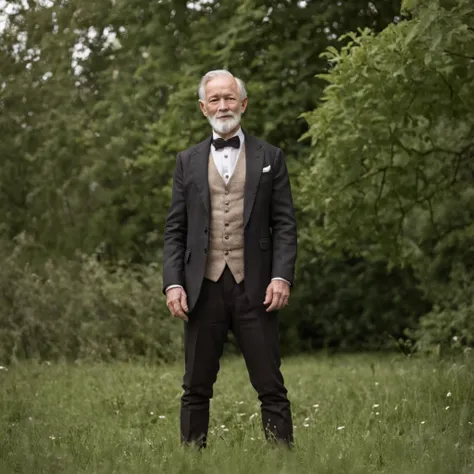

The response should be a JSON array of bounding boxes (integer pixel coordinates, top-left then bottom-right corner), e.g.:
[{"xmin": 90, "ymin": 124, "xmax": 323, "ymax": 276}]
[{"xmin": 198, "ymin": 69, "xmax": 247, "ymax": 101}]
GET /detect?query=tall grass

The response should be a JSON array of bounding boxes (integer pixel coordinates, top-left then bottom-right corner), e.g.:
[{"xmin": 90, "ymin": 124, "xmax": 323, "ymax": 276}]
[{"xmin": 0, "ymin": 353, "xmax": 473, "ymax": 474}]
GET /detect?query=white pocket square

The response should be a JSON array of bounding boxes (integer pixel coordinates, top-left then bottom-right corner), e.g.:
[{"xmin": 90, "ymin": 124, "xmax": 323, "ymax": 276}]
[{"xmin": 262, "ymin": 165, "xmax": 271, "ymax": 173}]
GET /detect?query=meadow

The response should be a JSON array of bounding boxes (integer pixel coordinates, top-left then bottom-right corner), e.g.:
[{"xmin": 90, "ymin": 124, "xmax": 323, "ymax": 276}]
[{"xmin": 0, "ymin": 353, "xmax": 473, "ymax": 474}]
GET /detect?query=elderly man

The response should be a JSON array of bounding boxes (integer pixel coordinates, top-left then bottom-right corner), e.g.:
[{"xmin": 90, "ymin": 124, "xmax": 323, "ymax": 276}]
[{"xmin": 162, "ymin": 69, "xmax": 297, "ymax": 448}]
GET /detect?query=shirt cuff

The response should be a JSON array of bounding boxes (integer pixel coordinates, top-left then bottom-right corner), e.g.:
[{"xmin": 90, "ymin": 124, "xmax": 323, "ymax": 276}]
[
  {"xmin": 271, "ymin": 277, "xmax": 291, "ymax": 286},
  {"xmin": 165, "ymin": 284, "xmax": 184, "ymax": 292}
]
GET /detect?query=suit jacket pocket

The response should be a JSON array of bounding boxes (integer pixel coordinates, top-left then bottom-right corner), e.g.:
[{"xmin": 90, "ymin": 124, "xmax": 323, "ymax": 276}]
[
  {"xmin": 184, "ymin": 248, "xmax": 191, "ymax": 263},
  {"xmin": 259, "ymin": 238, "xmax": 271, "ymax": 251}
]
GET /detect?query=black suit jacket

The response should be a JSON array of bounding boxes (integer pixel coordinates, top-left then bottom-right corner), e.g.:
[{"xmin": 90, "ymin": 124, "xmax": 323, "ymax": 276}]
[{"xmin": 162, "ymin": 132, "xmax": 297, "ymax": 313}]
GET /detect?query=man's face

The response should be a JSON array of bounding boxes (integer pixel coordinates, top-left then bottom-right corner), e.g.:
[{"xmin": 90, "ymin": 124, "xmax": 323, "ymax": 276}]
[{"xmin": 199, "ymin": 75, "xmax": 248, "ymax": 136}]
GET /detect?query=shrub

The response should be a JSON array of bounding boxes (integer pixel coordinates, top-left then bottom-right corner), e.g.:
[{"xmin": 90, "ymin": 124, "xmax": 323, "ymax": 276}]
[{"xmin": 0, "ymin": 238, "xmax": 182, "ymax": 363}]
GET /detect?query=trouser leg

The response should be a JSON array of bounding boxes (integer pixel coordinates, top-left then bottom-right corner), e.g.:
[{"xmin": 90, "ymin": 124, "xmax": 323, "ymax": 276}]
[
  {"xmin": 181, "ymin": 277, "xmax": 228, "ymax": 448},
  {"xmin": 229, "ymin": 274, "xmax": 294, "ymax": 445}
]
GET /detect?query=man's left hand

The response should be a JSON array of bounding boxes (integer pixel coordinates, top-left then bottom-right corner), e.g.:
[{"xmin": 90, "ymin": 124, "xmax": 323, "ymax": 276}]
[{"xmin": 264, "ymin": 280, "xmax": 290, "ymax": 312}]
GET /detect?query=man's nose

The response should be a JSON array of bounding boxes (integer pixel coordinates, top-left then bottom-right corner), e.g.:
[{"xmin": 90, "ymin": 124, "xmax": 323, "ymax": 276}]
[{"xmin": 218, "ymin": 99, "xmax": 228, "ymax": 110}]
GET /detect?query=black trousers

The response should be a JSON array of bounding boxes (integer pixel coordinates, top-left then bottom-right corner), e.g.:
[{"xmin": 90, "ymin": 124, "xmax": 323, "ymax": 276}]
[{"xmin": 181, "ymin": 266, "xmax": 293, "ymax": 447}]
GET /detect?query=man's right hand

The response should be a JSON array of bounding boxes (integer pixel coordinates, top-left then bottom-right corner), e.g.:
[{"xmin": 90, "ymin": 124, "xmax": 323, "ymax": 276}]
[{"xmin": 166, "ymin": 287, "xmax": 189, "ymax": 322}]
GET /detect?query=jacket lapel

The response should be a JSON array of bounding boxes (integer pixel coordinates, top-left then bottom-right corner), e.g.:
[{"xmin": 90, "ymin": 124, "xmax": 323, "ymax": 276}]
[
  {"xmin": 190, "ymin": 136, "xmax": 212, "ymax": 217},
  {"xmin": 243, "ymin": 133, "xmax": 264, "ymax": 227}
]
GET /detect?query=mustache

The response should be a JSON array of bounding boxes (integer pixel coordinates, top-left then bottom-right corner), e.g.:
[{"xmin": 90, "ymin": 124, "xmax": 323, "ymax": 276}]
[{"xmin": 215, "ymin": 113, "xmax": 236, "ymax": 119}]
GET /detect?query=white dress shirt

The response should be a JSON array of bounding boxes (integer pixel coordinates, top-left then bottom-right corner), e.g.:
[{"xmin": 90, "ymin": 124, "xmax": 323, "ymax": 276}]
[
  {"xmin": 210, "ymin": 128, "xmax": 245, "ymax": 184},
  {"xmin": 165, "ymin": 127, "xmax": 290, "ymax": 292}
]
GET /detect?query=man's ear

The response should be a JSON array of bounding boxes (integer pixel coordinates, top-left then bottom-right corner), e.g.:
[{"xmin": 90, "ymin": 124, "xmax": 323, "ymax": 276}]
[
  {"xmin": 240, "ymin": 97, "xmax": 248, "ymax": 114},
  {"xmin": 199, "ymin": 100, "xmax": 207, "ymax": 117}
]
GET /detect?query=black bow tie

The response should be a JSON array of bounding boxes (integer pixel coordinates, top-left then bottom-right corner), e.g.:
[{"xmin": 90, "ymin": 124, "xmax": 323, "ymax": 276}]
[{"xmin": 212, "ymin": 136, "xmax": 240, "ymax": 150}]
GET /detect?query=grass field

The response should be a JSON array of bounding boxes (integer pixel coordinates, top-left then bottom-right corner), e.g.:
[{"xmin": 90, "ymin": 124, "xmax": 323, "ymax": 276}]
[{"xmin": 0, "ymin": 353, "xmax": 473, "ymax": 474}]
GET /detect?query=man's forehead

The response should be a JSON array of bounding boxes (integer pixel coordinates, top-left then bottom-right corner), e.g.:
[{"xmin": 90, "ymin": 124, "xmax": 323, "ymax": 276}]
[{"xmin": 206, "ymin": 76, "xmax": 238, "ymax": 93}]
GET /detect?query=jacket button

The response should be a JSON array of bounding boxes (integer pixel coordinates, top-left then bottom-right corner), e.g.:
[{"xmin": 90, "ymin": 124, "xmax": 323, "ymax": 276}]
[
  {"xmin": 225, "ymin": 235, "xmax": 229, "ymax": 240},
  {"xmin": 204, "ymin": 248, "xmax": 208, "ymax": 253},
  {"xmin": 204, "ymin": 228, "xmax": 208, "ymax": 234},
  {"xmin": 224, "ymin": 251, "xmax": 229, "ymax": 256},
  {"xmin": 225, "ymin": 190, "xmax": 229, "ymax": 195}
]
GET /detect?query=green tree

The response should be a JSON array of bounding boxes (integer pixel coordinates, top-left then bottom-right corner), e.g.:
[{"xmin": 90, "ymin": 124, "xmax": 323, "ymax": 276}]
[{"xmin": 301, "ymin": 0, "xmax": 474, "ymax": 349}]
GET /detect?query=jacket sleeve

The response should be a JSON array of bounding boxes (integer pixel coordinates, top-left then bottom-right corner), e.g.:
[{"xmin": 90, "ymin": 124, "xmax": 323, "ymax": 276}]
[
  {"xmin": 270, "ymin": 148, "xmax": 297, "ymax": 285},
  {"xmin": 162, "ymin": 153, "xmax": 187, "ymax": 293}
]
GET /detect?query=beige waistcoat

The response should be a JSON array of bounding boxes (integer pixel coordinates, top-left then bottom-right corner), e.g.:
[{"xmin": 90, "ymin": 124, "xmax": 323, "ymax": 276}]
[{"xmin": 204, "ymin": 148, "xmax": 246, "ymax": 283}]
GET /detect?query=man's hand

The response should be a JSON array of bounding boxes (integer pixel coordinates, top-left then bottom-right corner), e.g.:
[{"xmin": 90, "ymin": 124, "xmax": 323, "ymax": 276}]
[
  {"xmin": 166, "ymin": 287, "xmax": 189, "ymax": 321},
  {"xmin": 263, "ymin": 280, "xmax": 290, "ymax": 312}
]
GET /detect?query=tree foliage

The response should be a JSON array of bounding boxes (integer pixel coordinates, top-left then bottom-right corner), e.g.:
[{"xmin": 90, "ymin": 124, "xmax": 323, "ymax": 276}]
[{"xmin": 301, "ymin": 0, "xmax": 474, "ymax": 349}]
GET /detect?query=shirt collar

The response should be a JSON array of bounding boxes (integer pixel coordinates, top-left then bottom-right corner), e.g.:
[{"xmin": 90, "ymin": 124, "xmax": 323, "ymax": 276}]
[{"xmin": 212, "ymin": 127, "xmax": 245, "ymax": 145}]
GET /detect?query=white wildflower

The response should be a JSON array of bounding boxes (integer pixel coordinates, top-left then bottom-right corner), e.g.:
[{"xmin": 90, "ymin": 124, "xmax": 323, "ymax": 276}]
[
  {"xmin": 150, "ymin": 412, "xmax": 154, "ymax": 416},
  {"xmin": 159, "ymin": 415, "xmax": 166, "ymax": 419},
  {"xmin": 337, "ymin": 426, "xmax": 345, "ymax": 431},
  {"xmin": 372, "ymin": 404, "xmax": 379, "ymax": 408},
  {"xmin": 303, "ymin": 423, "xmax": 309, "ymax": 427},
  {"xmin": 446, "ymin": 406, "xmax": 450, "ymax": 410},
  {"xmin": 221, "ymin": 425, "xmax": 226, "ymax": 428},
  {"xmin": 421, "ymin": 421, "xmax": 426, "ymax": 424},
  {"xmin": 0, "ymin": 366, "xmax": 7, "ymax": 371},
  {"xmin": 223, "ymin": 428, "xmax": 229, "ymax": 432},
  {"xmin": 313, "ymin": 404, "xmax": 319, "ymax": 408},
  {"xmin": 447, "ymin": 391, "xmax": 452, "ymax": 397},
  {"xmin": 304, "ymin": 417, "xmax": 310, "ymax": 422},
  {"xmin": 249, "ymin": 413, "xmax": 258, "ymax": 421}
]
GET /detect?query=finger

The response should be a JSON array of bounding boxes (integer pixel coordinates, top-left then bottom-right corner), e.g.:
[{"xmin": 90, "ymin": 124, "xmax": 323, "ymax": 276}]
[
  {"xmin": 175, "ymin": 311, "xmax": 189, "ymax": 322},
  {"xmin": 172, "ymin": 300, "xmax": 186, "ymax": 318},
  {"xmin": 264, "ymin": 285, "xmax": 273, "ymax": 305},
  {"xmin": 173, "ymin": 307, "xmax": 188, "ymax": 322},
  {"xmin": 167, "ymin": 298, "xmax": 180, "ymax": 313},
  {"xmin": 180, "ymin": 291, "xmax": 188, "ymax": 313},
  {"xmin": 266, "ymin": 291, "xmax": 282, "ymax": 312},
  {"xmin": 167, "ymin": 300, "xmax": 176, "ymax": 315},
  {"xmin": 169, "ymin": 299, "xmax": 182, "ymax": 316}
]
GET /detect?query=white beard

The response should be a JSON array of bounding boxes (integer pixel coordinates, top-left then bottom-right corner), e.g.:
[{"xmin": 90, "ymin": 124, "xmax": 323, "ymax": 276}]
[{"xmin": 207, "ymin": 110, "xmax": 242, "ymax": 135}]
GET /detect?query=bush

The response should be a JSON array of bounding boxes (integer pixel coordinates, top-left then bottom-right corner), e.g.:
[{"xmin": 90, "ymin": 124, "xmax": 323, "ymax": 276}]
[
  {"xmin": 280, "ymin": 255, "xmax": 429, "ymax": 353},
  {"xmin": 413, "ymin": 262, "xmax": 474, "ymax": 353},
  {"xmin": 0, "ymin": 238, "xmax": 182, "ymax": 364},
  {"xmin": 299, "ymin": 0, "xmax": 474, "ymax": 351}
]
